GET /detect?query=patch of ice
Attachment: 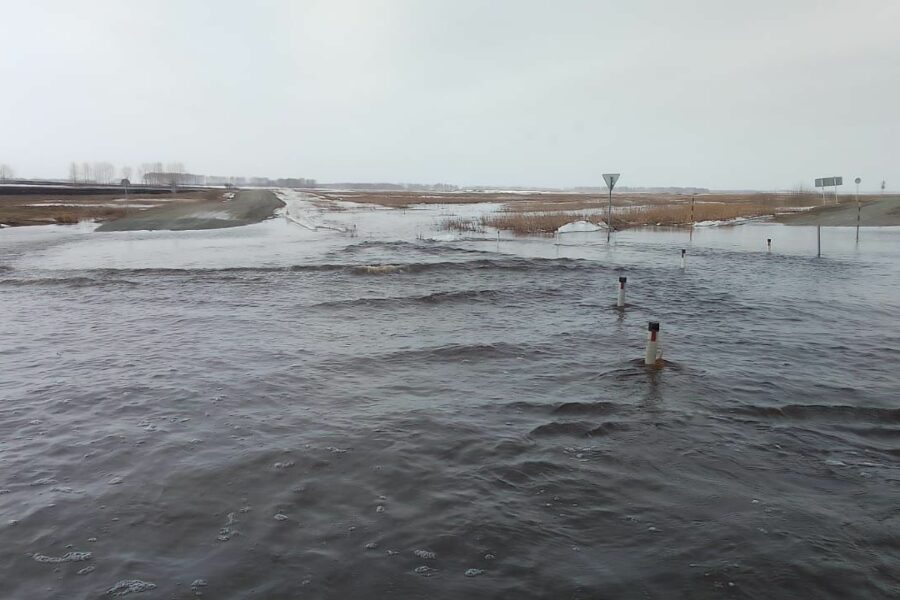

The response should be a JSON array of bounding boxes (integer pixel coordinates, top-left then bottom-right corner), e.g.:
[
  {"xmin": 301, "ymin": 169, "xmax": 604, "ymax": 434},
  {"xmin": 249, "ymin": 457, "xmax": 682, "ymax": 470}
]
[{"xmin": 275, "ymin": 189, "xmax": 351, "ymax": 233}]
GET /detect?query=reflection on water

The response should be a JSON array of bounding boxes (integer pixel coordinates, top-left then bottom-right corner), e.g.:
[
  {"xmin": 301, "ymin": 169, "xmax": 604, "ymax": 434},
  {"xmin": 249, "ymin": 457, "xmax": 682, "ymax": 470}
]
[{"xmin": 2, "ymin": 204, "xmax": 900, "ymax": 599}]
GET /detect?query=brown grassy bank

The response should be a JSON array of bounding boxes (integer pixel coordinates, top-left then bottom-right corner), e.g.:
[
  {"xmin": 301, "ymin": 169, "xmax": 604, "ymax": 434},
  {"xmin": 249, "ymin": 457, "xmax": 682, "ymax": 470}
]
[
  {"xmin": 440, "ymin": 192, "xmax": 852, "ymax": 235},
  {"xmin": 308, "ymin": 188, "xmax": 869, "ymax": 235},
  {"xmin": 0, "ymin": 190, "xmax": 222, "ymax": 226},
  {"xmin": 446, "ymin": 213, "xmax": 607, "ymax": 235},
  {"xmin": 325, "ymin": 189, "xmax": 836, "ymax": 211}
]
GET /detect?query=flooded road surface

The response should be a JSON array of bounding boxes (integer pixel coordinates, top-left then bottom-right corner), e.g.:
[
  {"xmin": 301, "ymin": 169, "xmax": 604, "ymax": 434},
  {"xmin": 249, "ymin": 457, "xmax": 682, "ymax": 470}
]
[{"xmin": 2, "ymin": 195, "xmax": 900, "ymax": 599}]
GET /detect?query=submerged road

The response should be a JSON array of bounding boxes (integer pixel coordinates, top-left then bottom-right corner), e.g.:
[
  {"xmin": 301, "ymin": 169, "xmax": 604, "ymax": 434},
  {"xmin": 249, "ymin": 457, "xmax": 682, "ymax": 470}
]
[
  {"xmin": 96, "ymin": 189, "xmax": 284, "ymax": 232},
  {"xmin": 777, "ymin": 196, "xmax": 900, "ymax": 226}
]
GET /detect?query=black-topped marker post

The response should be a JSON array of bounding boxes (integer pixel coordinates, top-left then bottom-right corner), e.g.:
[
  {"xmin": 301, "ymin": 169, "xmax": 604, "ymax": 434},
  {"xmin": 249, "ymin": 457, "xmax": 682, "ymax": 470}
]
[
  {"xmin": 617, "ymin": 276, "xmax": 627, "ymax": 307},
  {"xmin": 645, "ymin": 321, "xmax": 660, "ymax": 366}
]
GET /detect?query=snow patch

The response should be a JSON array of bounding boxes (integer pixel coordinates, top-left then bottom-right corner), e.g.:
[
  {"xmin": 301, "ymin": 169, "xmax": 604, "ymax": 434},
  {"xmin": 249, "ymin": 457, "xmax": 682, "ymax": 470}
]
[{"xmin": 557, "ymin": 220, "xmax": 607, "ymax": 233}]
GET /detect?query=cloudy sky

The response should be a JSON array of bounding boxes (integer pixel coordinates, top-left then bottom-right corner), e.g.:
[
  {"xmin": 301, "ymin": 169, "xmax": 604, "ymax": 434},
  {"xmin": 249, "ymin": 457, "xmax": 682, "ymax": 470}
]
[{"xmin": 1, "ymin": 0, "xmax": 897, "ymax": 190}]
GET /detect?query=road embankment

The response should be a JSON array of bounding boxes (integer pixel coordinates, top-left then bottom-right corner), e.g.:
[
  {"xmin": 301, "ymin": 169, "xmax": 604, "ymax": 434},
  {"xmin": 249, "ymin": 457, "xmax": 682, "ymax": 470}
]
[
  {"xmin": 776, "ymin": 197, "xmax": 900, "ymax": 226},
  {"xmin": 96, "ymin": 190, "xmax": 284, "ymax": 231}
]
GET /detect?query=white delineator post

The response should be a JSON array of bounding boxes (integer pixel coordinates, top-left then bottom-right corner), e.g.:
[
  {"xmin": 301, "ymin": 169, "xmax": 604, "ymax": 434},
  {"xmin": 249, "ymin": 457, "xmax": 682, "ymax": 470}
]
[
  {"xmin": 767, "ymin": 238, "xmax": 772, "ymax": 252},
  {"xmin": 645, "ymin": 321, "xmax": 660, "ymax": 366},
  {"xmin": 680, "ymin": 249, "xmax": 686, "ymax": 269},
  {"xmin": 617, "ymin": 276, "xmax": 626, "ymax": 307}
]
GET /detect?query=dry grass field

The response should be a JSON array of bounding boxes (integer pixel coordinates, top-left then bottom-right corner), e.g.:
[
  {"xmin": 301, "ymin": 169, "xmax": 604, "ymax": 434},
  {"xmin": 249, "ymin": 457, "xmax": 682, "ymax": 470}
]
[
  {"xmin": 0, "ymin": 190, "xmax": 222, "ymax": 226},
  {"xmin": 323, "ymin": 188, "xmax": 853, "ymax": 235}
]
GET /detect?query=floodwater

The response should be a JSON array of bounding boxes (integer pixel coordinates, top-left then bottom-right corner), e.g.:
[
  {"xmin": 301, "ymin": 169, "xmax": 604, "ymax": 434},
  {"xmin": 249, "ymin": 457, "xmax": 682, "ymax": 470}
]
[{"xmin": 2, "ymin": 193, "xmax": 900, "ymax": 599}]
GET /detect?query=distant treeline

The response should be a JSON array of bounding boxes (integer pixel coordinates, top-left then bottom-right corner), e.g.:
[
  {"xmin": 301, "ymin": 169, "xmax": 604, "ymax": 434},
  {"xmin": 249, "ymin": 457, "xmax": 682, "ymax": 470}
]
[
  {"xmin": 143, "ymin": 172, "xmax": 316, "ymax": 188},
  {"xmin": 324, "ymin": 182, "xmax": 459, "ymax": 191},
  {"xmin": 63, "ymin": 161, "xmax": 315, "ymax": 189}
]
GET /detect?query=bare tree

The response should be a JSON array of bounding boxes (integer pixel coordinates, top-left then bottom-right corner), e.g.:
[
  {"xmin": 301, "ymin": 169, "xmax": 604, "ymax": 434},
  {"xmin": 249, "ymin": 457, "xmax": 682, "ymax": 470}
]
[
  {"xmin": 0, "ymin": 163, "xmax": 14, "ymax": 181},
  {"xmin": 69, "ymin": 162, "xmax": 79, "ymax": 183},
  {"xmin": 81, "ymin": 162, "xmax": 93, "ymax": 183},
  {"xmin": 94, "ymin": 161, "xmax": 115, "ymax": 184}
]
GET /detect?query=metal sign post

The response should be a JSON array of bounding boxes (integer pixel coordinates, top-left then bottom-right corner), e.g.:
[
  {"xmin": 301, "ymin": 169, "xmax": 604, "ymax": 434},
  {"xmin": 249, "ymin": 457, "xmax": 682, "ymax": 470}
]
[
  {"xmin": 602, "ymin": 173, "xmax": 620, "ymax": 242},
  {"xmin": 855, "ymin": 177, "xmax": 861, "ymax": 242},
  {"xmin": 814, "ymin": 176, "xmax": 843, "ymax": 204}
]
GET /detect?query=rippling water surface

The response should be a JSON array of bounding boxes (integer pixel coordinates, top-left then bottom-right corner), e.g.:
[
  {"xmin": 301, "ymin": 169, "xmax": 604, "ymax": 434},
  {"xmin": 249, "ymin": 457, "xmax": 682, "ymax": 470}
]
[{"xmin": 2, "ymin": 203, "xmax": 900, "ymax": 599}]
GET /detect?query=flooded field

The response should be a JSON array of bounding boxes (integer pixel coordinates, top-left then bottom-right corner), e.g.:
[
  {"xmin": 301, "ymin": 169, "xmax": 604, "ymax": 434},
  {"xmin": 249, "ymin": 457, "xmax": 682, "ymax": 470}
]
[{"xmin": 2, "ymin": 194, "xmax": 899, "ymax": 599}]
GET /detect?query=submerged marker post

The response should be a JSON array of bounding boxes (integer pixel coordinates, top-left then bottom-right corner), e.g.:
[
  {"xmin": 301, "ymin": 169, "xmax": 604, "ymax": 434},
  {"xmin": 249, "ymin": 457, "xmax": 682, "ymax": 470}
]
[
  {"xmin": 680, "ymin": 249, "xmax": 686, "ymax": 269},
  {"xmin": 617, "ymin": 276, "xmax": 627, "ymax": 307},
  {"xmin": 767, "ymin": 238, "xmax": 772, "ymax": 252},
  {"xmin": 817, "ymin": 226, "xmax": 821, "ymax": 257},
  {"xmin": 645, "ymin": 321, "xmax": 660, "ymax": 366}
]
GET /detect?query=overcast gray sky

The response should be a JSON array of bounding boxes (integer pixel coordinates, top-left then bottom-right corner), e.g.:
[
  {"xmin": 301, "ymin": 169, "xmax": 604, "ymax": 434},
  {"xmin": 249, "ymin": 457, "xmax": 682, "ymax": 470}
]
[{"xmin": 1, "ymin": 0, "xmax": 897, "ymax": 190}]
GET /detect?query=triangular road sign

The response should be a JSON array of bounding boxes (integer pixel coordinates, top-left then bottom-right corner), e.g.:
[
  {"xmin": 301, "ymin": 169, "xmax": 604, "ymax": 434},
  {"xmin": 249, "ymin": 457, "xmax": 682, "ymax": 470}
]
[{"xmin": 603, "ymin": 173, "xmax": 620, "ymax": 191}]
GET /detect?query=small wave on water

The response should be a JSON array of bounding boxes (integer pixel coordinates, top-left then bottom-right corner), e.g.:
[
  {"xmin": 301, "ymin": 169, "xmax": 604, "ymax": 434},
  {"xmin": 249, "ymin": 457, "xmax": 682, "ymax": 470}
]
[
  {"xmin": 728, "ymin": 403, "xmax": 900, "ymax": 423},
  {"xmin": 303, "ymin": 289, "xmax": 502, "ymax": 310}
]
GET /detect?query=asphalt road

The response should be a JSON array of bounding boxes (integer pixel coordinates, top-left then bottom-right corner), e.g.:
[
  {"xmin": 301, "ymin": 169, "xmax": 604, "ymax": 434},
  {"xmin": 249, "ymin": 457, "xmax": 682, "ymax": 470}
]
[
  {"xmin": 96, "ymin": 189, "xmax": 284, "ymax": 232},
  {"xmin": 777, "ymin": 197, "xmax": 900, "ymax": 226}
]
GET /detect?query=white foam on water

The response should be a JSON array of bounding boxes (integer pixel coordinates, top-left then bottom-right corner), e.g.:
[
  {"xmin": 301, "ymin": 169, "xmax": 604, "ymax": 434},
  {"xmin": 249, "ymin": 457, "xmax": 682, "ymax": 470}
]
[
  {"xmin": 33, "ymin": 551, "xmax": 92, "ymax": 563},
  {"xmin": 217, "ymin": 512, "xmax": 237, "ymax": 541},
  {"xmin": 31, "ymin": 477, "xmax": 58, "ymax": 486},
  {"xmin": 106, "ymin": 580, "xmax": 157, "ymax": 596}
]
